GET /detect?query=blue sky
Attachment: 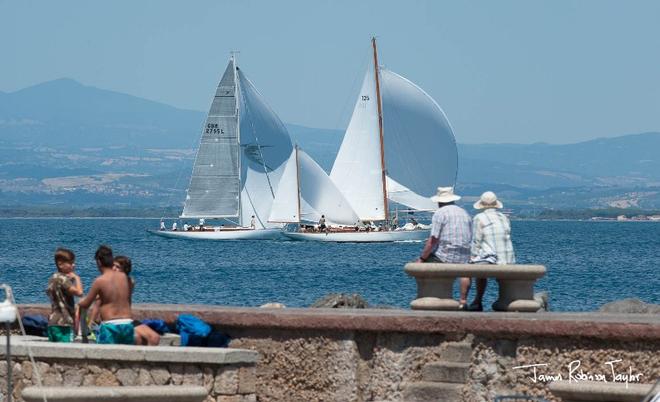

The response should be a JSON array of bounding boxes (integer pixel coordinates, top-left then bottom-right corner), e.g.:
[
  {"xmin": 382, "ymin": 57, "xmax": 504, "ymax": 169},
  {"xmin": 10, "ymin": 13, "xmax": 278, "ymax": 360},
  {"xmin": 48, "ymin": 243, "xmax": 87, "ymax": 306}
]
[{"xmin": 1, "ymin": 0, "xmax": 659, "ymax": 144}]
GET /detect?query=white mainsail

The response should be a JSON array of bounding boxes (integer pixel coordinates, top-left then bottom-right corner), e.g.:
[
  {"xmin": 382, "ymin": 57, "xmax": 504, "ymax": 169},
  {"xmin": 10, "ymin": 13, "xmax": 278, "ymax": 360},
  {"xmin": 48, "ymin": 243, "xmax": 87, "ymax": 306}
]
[
  {"xmin": 328, "ymin": 67, "xmax": 385, "ymax": 221},
  {"xmin": 330, "ymin": 40, "xmax": 457, "ymax": 220},
  {"xmin": 182, "ymin": 59, "xmax": 240, "ymax": 218},
  {"xmin": 181, "ymin": 59, "xmax": 293, "ymax": 227},
  {"xmin": 269, "ymin": 147, "xmax": 359, "ymax": 226}
]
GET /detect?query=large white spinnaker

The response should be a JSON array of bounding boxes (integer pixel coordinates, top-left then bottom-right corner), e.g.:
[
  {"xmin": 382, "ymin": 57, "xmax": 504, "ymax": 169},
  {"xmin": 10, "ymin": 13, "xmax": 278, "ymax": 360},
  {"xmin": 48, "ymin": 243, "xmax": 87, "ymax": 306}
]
[
  {"xmin": 386, "ymin": 176, "xmax": 436, "ymax": 212},
  {"xmin": 236, "ymin": 68, "xmax": 293, "ymax": 228},
  {"xmin": 380, "ymin": 68, "xmax": 457, "ymax": 204},
  {"xmin": 330, "ymin": 65, "xmax": 457, "ymax": 217},
  {"xmin": 182, "ymin": 58, "xmax": 240, "ymax": 218},
  {"xmin": 270, "ymin": 148, "xmax": 359, "ymax": 226},
  {"xmin": 329, "ymin": 67, "xmax": 385, "ymax": 221}
]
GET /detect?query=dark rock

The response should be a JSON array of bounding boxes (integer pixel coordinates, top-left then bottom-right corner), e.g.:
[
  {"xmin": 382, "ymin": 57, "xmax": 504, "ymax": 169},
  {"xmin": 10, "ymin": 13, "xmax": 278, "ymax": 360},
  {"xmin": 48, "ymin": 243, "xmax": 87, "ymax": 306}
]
[
  {"xmin": 310, "ymin": 293, "xmax": 369, "ymax": 309},
  {"xmin": 598, "ymin": 298, "xmax": 660, "ymax": 314}
]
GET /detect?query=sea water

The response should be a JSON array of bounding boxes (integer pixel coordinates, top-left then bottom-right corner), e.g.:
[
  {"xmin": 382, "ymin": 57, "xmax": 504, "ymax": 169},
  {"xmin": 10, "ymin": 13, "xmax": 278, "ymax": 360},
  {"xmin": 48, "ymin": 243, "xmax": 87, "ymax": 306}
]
[{"xmin": 0, "ymin": 219, "xmax": 657, "ymax": 311}]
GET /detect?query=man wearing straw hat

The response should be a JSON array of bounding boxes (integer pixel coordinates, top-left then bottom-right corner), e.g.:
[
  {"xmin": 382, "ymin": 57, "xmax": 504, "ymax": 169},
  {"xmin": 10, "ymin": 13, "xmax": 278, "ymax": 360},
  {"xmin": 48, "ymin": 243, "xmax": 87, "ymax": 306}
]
[
  {"xmin": 465, "ymin": 191, "xmax": 516, "ymax": 311},
  {"xmin": 417, "ymin": 187, "xmax": 473, "ymax": 309}
]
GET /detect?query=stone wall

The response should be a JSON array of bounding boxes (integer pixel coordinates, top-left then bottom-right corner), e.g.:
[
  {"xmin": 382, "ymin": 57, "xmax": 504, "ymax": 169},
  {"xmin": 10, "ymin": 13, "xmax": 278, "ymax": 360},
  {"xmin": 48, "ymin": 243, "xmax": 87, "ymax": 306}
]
[
  {"xmin": 17, "ymin": 305, "xmax": 660, "ymax": 402},
  {"xmin": 468, "ymin": 336, "xmax": 659, "ymax": 402},
  {"xmin": 0, "ymin": 336, "xmax": 258, "ymax": 402},
  {"xmin": 1, "ymin": 358, "xmax": 256, "ymax": 402},
  {"xmin": 225, "ymin": 330, "xmax": 659, "ymax": 402}
]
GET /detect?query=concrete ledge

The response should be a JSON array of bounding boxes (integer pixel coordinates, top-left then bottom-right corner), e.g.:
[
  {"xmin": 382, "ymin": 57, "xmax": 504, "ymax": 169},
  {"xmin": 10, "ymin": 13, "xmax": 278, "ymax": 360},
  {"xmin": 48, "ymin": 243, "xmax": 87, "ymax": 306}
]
[
  {"xmin": 22, "ymin": 385, "xmax": 207, "ymax": 402},
  {"xmin": 548, "ymin": 380, "xmax": 654, "ymax": 402},
  {"xmin": 18, "ymin": 305, "xmax": 660, "ymax": 341},
  {"xmin": 0, "ymin": 336, "xmax": 258, "ymax": 365}
]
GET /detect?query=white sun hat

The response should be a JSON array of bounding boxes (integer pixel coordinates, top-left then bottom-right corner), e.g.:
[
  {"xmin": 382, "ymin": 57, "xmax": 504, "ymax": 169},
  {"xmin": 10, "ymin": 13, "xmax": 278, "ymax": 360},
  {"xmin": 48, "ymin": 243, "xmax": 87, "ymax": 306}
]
[
  {"xmin": 430, "ymin": 187, "xmax": 461, "ymax": 203},
  {"xmin": 474, "ymin": 191, "xmax": 503, "ymax": 209}
]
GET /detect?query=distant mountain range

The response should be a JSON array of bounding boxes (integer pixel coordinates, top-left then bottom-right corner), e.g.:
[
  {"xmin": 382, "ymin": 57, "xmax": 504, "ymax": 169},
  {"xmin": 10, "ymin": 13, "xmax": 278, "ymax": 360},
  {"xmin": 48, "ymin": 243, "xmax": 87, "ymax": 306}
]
[{"xmin": 1, "ymin": 79, "xmax": 658, "ymax": 212}]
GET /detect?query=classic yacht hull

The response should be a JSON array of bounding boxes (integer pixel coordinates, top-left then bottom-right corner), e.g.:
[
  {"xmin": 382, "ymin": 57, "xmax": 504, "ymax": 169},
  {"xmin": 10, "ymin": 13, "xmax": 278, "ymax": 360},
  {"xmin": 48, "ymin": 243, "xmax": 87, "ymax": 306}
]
[
  {"xmin": 148, "ymin": 228, "xmax": 283, "ymax": 240},
  {"xmin": 282, "ymin": 228, "xmax": 429, "ymax": 243}
]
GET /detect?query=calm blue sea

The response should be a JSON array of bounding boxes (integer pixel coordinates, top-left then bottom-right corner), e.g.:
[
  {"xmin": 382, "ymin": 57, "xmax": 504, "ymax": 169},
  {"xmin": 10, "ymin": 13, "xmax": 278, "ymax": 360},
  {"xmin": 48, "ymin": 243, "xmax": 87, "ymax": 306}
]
[{"xmin": 0, "ymin": 219, "xmax": 657, "ymax": 312}]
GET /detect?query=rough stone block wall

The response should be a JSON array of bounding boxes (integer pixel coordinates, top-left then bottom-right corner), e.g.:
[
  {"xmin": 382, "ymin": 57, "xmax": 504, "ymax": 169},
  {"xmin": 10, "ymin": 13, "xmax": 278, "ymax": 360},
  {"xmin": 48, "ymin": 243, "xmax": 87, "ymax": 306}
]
[
  {"xmin": 0, "ymin": 358, "xmax": 257, "ymax": 402},
  {"xmin": 227, "ymin": 328, "xmax": 466, "ymax": 402},
  {"xmin": 226, "ymin": 328, "xmax": 659, "ymax": 402},
  {"xmin": 467, "ymin": 337, "xmax": 660, "ymax": 402}
]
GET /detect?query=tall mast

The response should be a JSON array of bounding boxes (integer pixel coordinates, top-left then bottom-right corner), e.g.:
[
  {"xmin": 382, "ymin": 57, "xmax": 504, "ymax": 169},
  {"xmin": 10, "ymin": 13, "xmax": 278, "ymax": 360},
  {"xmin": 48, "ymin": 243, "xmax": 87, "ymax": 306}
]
[
  {"xmin": 372, "ymin": 37, "xmax": 389, "ymax": 224},
  {"xmin": 295, "ymin": 145, "xmax": 302, "ymax": 223},
  {"xmin": 231, "ymin": 52, "xmax": 243, "ymax": 226}
]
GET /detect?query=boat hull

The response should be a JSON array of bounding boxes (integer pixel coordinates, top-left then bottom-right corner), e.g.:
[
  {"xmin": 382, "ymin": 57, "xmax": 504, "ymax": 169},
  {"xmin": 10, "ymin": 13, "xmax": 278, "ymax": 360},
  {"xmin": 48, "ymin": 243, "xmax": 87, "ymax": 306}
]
[
  {"xmin": 282, "ymin": 229, "xmax": 429, "ymax": 243},
  {"xmin": 148, "ymin": 228, "xmax": 283, "ymax": 240}
]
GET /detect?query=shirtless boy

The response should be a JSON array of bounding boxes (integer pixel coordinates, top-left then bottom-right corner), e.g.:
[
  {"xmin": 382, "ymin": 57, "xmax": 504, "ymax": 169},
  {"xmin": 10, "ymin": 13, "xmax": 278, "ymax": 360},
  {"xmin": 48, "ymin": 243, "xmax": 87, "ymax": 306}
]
[{"xmin": 78, "ymin": 245, "xmax": 134, "ymax": 344}]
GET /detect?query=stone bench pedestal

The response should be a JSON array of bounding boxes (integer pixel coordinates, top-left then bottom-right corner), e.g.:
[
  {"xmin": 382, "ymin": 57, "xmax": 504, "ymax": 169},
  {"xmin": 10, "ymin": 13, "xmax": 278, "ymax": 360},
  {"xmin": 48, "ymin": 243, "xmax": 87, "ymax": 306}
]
[{"xmin": 404, "ymin": 263, "xmax": 546, "ymax": 312}]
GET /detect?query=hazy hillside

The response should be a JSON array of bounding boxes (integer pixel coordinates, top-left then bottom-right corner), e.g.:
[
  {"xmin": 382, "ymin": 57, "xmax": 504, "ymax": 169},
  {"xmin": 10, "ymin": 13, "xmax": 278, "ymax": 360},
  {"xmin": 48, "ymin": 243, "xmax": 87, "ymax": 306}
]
[
  {"xmin": 1, "ymin": 78, "xmax": 658, "ymax": 212},
  {"xmin": 0, "ymin": 78, "xmax": 202, "ymax": 148},
  {"xmin": 458, "ymin": 133, "xmax": 660, "ymax": 181}
]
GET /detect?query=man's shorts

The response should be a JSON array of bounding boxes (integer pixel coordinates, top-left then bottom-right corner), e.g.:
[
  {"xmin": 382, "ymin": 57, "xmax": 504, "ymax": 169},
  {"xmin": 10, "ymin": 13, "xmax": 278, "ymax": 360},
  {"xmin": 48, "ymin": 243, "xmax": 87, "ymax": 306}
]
[
  {"xmin": 98, "ymin": 319, "xmax": 135, "ymax": 345},
  {"xmin": 47, "ymin": 325, "xmax": 74, "ymax": 343}
]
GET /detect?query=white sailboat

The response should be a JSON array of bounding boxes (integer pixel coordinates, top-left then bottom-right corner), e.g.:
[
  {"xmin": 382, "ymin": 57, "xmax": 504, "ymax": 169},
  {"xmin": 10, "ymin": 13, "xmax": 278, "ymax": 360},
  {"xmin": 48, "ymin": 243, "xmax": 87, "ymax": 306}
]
[
  {"xmin": 268, "ymin": 145, "xmax": 360, "ymax": 228},
  {"xmin": 282, "ymin": 37, "xmax": 458, "ymax": 242},
  {"xmin": 150, "ymin": 56, "xmax": 292, "ymax": 240}
]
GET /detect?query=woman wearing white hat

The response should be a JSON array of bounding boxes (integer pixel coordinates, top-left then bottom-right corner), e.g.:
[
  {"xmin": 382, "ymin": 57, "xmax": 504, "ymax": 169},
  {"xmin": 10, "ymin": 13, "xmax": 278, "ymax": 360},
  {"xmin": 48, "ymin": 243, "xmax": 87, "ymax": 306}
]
[{"xmin": 465, "ymin": 191, "xmax": 516, "ymax": 311}]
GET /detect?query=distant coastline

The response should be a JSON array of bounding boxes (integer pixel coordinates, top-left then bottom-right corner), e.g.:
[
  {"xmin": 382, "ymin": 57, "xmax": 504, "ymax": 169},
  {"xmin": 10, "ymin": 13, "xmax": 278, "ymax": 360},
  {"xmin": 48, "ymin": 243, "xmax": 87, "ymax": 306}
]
[
  {"xmin": 1, "ymin": 206, "xmax": 659, "ymax": 220},
  {"xmin": 0, "ymin": 206, "xmax": 180, "ymax": 218}
]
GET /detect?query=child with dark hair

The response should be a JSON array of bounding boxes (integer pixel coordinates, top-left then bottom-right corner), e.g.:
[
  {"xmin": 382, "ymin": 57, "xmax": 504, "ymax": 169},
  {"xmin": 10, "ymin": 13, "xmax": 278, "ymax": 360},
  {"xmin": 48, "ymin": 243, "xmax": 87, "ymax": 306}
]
[
  {"xmin": 113, "ymin": 256, "xmax": 160, "ymax": 346},
  {"xmin": 46, "ymin": 248, "xmax": 83, "ymax": 342},
  {"xmin": 79, "ymin": 245, "xmax": 134, "ymax": 345}
]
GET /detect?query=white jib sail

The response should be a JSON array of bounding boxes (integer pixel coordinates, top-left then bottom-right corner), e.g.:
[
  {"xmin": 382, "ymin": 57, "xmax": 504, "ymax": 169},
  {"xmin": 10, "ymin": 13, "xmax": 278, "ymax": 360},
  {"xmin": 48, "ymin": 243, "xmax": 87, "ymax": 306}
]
[
  {"xmin": 237, "ymin": 68, "xmax": 293, "ymax": 228},
  {"xmin": 268, "ymin": 148, "xmax": 300, "ymax": 223},
  {"xmin": 270, "ymin": 148, "xmax": 359, "ymax": 226},
  {"xmin": 182, "ymin": 58, "xmax": 240, "ymax": 218},
  {"xmin": 329, "ymin": 67, "xmax": 386, "ymax": 221},
  {"xmin": 379, "ymin": 68, "xmax": 458, "ymax": 205}
]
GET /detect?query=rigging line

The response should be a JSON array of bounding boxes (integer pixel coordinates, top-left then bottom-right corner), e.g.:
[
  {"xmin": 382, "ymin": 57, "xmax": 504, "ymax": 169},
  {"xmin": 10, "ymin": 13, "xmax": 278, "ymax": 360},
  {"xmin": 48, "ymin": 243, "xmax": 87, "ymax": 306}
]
[
  {"xmin": 239, "ymin": 74, "xmax": 276, "ymax": 199},
  {"xmin": 242, "ymin": 187, "xmax": 266, "ymax": 229},
  {"xmin": 9, "ymin": 290, "xmax": 48, "ymax": 402}
]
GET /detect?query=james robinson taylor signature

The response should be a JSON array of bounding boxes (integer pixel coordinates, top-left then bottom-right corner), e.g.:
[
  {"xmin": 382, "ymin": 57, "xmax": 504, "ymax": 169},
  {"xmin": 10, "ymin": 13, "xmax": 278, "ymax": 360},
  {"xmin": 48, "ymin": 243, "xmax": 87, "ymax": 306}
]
[{"xmin": 513, "ymin": 359, "xmax": 644, "ymax": 388}]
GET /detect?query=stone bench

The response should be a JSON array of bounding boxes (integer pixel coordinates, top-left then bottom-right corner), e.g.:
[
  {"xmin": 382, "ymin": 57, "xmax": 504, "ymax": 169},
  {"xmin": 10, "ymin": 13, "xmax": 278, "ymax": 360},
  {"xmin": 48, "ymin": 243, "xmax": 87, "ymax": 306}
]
[
  {"xmin": 404, "ymin": 263, "xmax": 546, "ymax": 312},
  {"xmin": 548, "ymin": 380, "xmax": 655, "ymax": 402},
  {"xmin": 22, "ymin": 385, "xmax": 207, "ymax": 402}
]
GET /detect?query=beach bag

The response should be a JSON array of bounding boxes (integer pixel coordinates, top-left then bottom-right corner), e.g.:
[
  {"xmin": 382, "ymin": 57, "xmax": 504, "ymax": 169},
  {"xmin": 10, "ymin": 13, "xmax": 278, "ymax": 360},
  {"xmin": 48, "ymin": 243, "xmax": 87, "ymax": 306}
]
[
  {"xmin": 141, "ymin": 319, "xmax": 170, "ymax": 335},
  {"xmin": 176, "ymin": 314, "xmax": 211, "ymax": 347},
  {"xmin": 22, "ymin": 315, "xmax": 48, "ymax": 337}
]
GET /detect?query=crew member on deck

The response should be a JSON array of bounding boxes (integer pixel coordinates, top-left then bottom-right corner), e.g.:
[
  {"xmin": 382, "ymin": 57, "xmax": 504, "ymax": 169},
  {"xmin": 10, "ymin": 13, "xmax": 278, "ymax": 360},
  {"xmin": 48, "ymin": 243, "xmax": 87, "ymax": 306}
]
[
  {"xmin": 318, "ymin": 215, "xmax": 327, "ymax": 232},
  {"xmin": 250, "ymin": 215, "xmax": 256, "ymax": 229},
  {"xmin": 171, "ymin": 222, "xmax": 177, "ymax": 231}
]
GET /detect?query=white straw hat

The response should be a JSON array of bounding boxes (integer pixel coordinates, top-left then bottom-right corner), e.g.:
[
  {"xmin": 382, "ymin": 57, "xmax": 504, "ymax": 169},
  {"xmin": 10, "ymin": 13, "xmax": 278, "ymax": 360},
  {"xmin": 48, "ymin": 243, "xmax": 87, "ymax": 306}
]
[
  {"xmin": 474, "ymin": 191, "xmax": 503, "ymax": 209},
  {"xmin": 430, "ymin": 187, "xmax": 461, "ymax": 203}
]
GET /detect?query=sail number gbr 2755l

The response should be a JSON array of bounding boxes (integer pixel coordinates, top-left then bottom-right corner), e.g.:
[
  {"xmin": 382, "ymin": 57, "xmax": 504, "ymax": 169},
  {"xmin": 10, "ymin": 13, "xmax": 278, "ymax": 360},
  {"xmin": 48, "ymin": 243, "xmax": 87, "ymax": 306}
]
[{"xmin": 206, "ymin": 123, "xmax": 225, "ymax": 135}]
